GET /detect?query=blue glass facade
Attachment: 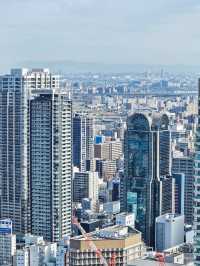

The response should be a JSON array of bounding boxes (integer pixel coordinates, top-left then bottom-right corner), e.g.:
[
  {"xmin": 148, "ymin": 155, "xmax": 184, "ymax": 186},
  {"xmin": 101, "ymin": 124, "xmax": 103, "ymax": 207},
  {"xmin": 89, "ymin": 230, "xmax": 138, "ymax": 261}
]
[
  {"xmin": 194, "ymin": 79, "xmax": 200, "ymax": 265},
  {"xmin": 122, "ymin": 113, "xmax": 170, "ymax": 246}
]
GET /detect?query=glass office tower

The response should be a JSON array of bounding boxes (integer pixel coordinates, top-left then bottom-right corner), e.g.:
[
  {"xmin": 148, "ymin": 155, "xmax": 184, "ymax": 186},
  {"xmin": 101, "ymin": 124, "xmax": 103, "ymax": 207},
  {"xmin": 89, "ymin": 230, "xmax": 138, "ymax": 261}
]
[
  {"xmin": 194, "ymin": 79, "xmax": 200, "ymax": 265},
  {"xmin": 121, "ymin": 112, "xmax": 171, "ymax": 246}
]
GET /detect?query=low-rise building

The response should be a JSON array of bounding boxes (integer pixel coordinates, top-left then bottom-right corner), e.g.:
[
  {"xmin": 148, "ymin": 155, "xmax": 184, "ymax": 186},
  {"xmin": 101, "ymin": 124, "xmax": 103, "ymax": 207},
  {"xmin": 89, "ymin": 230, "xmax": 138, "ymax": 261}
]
[
  {"xmin": 15, "ymin": 235, "xmax": 57, "ymax": 266},
  {"xmin": 155, "ymin": 213, "xmax": 184, "ymax": 252},
  {"xmin": 116, "ymin": 213, "xmax": 135, "ymax": 227},
  {"xmin": 0, "ymin": 219, "xmax": 16, "ymax": 266},
  {"xmin": 69, "ymin": 225, "xmax": 144, "ymax": 265}
]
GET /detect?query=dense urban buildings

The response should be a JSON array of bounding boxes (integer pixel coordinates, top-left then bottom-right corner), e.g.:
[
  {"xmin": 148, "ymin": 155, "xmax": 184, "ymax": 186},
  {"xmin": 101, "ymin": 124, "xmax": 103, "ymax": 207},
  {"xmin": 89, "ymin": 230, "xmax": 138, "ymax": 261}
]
[
  {"xmin": 0, "ymin": 67, "xmax": 198, "ymax": 265},
  {"xmin": 15, "ymin": 234, "xmax": 59, "ymax": 266}
]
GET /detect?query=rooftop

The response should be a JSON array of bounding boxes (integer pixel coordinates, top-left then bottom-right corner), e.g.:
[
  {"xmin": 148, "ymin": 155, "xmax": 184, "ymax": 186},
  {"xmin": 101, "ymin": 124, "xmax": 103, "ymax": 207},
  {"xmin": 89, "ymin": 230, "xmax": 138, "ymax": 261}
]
[
  {"xmin": 70, "ymin": 225, "xmax": 142, "ymax": 251},
  {"xmin": 128, "ymin": 259, "xmax": 180, "ymax": 266},
  {"xmin": 73, "ymin": 225, "xmax": 139, "ymax": 241}
]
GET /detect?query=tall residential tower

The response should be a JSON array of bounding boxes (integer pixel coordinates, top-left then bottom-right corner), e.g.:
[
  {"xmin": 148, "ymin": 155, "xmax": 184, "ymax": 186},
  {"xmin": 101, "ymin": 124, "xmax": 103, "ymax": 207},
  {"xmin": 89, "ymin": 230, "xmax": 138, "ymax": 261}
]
[
  {"xmin": 0, "ymin": 68, "xmax": 59, "ymax": 234},
  {"xmin": 73, "ymin": 113, "xmax": 94, "ymax": 172},
  {"xmin": 30, "ymin": 89, "xmax": 72, "ymax": 242}
]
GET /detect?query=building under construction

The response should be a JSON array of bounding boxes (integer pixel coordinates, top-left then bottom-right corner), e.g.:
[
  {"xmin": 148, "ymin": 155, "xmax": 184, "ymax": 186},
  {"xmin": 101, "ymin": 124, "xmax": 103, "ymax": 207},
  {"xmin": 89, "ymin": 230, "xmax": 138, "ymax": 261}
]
[{"xmin": 69, "ymin": 225, "xmax": 144, "ymax": 265}]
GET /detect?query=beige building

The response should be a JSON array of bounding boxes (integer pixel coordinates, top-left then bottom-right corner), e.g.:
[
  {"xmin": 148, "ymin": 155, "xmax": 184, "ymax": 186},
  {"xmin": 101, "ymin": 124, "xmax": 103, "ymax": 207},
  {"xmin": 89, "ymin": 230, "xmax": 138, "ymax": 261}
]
[
  {"xmin": 94, "ymin": 140, "xmax": 122, "ymax": 161},
  {"xmin": 69, "ymin": 225, "xmax": 144, "ymax": 265}
]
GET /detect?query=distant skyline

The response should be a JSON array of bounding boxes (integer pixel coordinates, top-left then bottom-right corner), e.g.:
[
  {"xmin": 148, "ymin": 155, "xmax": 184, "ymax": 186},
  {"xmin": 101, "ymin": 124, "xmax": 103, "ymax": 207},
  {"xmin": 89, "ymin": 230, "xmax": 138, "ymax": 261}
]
[{"xmin": 1, "ymin": 0, "xmax": 200, "ymax": 72}]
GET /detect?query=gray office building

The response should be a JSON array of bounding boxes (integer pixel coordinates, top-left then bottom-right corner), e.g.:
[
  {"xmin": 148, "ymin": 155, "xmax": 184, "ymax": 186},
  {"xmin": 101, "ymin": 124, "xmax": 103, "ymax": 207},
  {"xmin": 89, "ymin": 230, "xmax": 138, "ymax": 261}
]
[
  {"xmin": 172, "ymin": 156, "xmax": 194, "ymax": 224},
  {"xmin": 155, "ymin": 213, "xmax": 184, "ymax": 252},
  {"xmin": 121, "ymin": 112, "xmax": 171, "ymax": 246},
  {"xmin": 0, "ymin": 68, "xmax": 59, "ymax": 234},
  {"xmin": 30, "ymin": 89, "xmax": 72, "ymax": 242}
]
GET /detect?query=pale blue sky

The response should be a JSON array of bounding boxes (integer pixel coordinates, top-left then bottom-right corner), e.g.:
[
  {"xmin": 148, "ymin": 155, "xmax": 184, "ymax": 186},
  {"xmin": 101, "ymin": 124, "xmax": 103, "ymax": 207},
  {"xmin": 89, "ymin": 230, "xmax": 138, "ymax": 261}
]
[{"xmin": 1, "ymin": 0, "xmax": 200, "ymax": 71}]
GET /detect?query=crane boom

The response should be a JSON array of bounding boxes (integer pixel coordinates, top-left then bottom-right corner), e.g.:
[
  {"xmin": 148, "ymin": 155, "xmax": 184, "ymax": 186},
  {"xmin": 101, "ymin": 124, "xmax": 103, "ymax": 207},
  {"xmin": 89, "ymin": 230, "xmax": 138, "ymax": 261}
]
[
  {"xmin": 73, "ymin": 217, "xmax": 109, "ymax": 266},
  {"xmin": 156, "ymin": 252, "xmax": 166, "ymax": 266}
]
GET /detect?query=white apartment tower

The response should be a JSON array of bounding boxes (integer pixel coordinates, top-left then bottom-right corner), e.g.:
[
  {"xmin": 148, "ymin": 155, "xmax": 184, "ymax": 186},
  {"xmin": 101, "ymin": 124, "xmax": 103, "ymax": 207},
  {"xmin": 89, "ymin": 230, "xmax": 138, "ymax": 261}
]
[
  {"xmin": 0, "ymin": 68, "xmax": 59, "ymax": 234},
  {"xmin": 73, "ymin": 113, "xmax": 94, "ymax": 172}
]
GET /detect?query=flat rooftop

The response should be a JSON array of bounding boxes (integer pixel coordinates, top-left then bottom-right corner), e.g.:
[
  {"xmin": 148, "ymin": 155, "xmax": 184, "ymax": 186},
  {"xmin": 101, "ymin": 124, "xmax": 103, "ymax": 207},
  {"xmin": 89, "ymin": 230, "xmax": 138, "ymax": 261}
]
[
  {"xmin": 70, "ymin": 225, "xmax": 142, "ymax": 251},
  {"xmin": 73, "ymin": 225, "xmax": 140, "ymax": 241},
  {"xmin": 128, "ymin": 259, "xmax": 180, "ymax": 266},
  {"xmin": 128, "ymin": 258, "xmax": 194, "ymax": 266}
]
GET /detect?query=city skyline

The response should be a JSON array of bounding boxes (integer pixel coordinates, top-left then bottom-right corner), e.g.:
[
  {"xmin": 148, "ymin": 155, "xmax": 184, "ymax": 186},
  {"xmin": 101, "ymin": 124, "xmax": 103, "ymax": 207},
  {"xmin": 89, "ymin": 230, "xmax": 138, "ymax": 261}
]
[
  {"xmin": 0, "ymin": 66, "xmax": 196, "ymax": 265},
  {"xmin": 0, "ymin": 0, "xmax": 199, "ymax": 264}
]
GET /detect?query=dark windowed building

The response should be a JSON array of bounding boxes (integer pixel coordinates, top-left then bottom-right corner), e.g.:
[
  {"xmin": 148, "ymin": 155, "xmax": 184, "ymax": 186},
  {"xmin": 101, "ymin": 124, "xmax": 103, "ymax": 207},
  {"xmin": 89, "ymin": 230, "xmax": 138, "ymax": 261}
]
[{"xmin": 121, "ymin": 112, "xmax": 173, "ymax": 247}]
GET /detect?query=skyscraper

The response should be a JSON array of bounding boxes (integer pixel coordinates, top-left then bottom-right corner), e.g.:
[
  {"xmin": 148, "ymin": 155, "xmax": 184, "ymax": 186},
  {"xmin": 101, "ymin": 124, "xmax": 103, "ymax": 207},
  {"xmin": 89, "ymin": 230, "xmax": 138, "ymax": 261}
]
[
  {"xmin": 173, "ymin": 173, "xmax": 185, "ymax": 216},
  {"xmin": 0, "ymin": 68, "xmax": 59, "ymax": 234},
  {"xmin": 30, "ymin": 89, "xmax": 72, "ymax": 242},
  {"xmin": 193, "ymin": 79, "xmax": 200, "ymax": 265},
  {"xmin": 172, "ymin": 156, "xmax": 194, "ymax": 224},
  {"xmin": 73, "ymin": 171, "xmax": 99, "ymax": 210},
  {"xmin": 121, "ymin": 112, "xmax": 171, "ymax": 246},
  {"xmin": 73, "ymin": 113, "xmax": 94, "ymax": 172}
]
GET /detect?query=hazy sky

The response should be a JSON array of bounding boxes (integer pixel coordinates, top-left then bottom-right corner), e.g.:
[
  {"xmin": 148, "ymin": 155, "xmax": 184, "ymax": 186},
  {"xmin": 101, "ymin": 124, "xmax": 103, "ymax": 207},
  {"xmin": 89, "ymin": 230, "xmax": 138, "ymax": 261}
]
[{"xmin": 1, "ymin": 0, "xmax": 200, "ymax": 70}]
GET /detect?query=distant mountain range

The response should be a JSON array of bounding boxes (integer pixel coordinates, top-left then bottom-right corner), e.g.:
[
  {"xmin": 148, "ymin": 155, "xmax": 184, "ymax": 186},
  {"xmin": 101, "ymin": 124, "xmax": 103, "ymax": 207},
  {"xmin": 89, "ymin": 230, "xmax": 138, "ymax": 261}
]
[{"xmin": 15, "ymin": 60, "xmax": 200, "ymax": 74}]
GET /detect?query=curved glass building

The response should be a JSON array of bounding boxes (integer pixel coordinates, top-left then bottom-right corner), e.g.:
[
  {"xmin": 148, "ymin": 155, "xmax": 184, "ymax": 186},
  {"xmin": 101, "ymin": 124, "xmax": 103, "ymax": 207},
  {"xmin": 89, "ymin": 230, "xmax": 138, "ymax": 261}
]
[{"xmin": 121, "ymin": 112, "xmax": 171, "ymax": 246}]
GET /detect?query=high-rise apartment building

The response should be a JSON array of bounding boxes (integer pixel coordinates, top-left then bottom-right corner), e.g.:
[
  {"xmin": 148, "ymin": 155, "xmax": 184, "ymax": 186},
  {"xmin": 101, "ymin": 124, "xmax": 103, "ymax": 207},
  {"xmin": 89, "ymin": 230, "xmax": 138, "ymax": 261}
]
[
  {"xmin": 73, "ymin": 113, "xmax": 94, "ymax": 172},
  {"xmin": 121, "ymin": 112, "xmax": 171, "ymax": 246},
  {"xmin": 0, "ymin": 68, "xmax": 59, "ymax": 234},
  {"xmin": 30, "ymin": 89, "xmax": 72, "ymax": 242}
]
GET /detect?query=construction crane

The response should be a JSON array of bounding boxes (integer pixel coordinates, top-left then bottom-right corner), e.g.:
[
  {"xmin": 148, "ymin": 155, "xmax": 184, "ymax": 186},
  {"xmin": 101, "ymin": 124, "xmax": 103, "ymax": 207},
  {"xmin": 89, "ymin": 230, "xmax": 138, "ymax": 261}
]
[
  {"xmin": 73, "ymin": 217, "xmax": 116, "ymax": 266},
  {"xmin": 109, "ymin": 253, "xmax": 116, "ymax": 266},
  {"xmin": 155, "ymin": 252, "xmax": 166, "ymax": 266}
]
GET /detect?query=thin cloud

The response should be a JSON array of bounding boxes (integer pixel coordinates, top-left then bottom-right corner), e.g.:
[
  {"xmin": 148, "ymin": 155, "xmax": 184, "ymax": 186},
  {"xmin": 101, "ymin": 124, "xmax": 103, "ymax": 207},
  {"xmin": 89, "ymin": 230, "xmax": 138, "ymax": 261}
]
[{"xmin": 0, "ymin": 0, "xmax": 200, "ymax": 71}]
